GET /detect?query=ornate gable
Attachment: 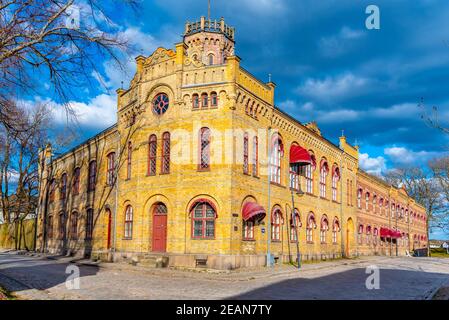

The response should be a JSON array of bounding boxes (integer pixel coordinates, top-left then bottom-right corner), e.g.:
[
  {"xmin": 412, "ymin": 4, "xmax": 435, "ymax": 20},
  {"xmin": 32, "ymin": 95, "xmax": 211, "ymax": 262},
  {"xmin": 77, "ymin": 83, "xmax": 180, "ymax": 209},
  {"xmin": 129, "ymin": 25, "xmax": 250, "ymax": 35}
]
[{"xmin": 145, "ymin": 47, "xmax": 176, "ymax": 65}]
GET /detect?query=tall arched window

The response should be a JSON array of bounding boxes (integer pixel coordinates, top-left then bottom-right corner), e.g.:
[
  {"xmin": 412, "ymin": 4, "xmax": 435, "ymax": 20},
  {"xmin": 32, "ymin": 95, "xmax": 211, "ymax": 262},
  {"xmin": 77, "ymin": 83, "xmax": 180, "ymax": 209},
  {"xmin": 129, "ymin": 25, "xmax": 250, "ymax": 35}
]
[
  {"xmin": 70, "ymin": 211, "xmax": 78, "ymax": 240},
  {"xmin": 192, "ymin": 201, "xmax": 216, "ymax": 239},
  {"xmin": 88, "ymin": 160, "xmax": 96, "ymax": 192},
  {"xmin": 72, "ymin": 167, "xmax": 80, "ymax": 195},
  {"xmin": 210, "ymin": 92, "xmax": 218, "ymax": 107},
  {"xmin": 271, "ymin": 208, "xmax": 282, "ymax": 241},
  {"xmin": 60, "ymin": 173, "xmax": 67, "ymax": 200},
  {"xmin": 365, "ymin": 192, "xmax": 370, "ymax": 210},
  {"xmin": 107, "ymin": 152, "xmax": 116, "ymax": 185},
  {"xmin": 243, "ymin": 133, "xmax": 249, "ymax": 174},
  {"xmin": 124, "ymin": 205, "xmax": 133, "ymax": 239},
  {"xmin": 127, "ymin": 142, "xmax": 132, "ymax": 180},
  {"xmin": 358, "ymin": 224, "xmax": 364, "ymax": 244},
  {"xmin": 208, "ymin": 53, "xmax": 214, "ymax": 65},
  {"xmin": 161, "ymin": 132, "xmax": 170, "ymax": 174},
  {"xmin": 320, "ymin": 215, "xmax": 329, "ymax": 243},
  {"xmin": 357, "ymin": 188, "xmax": 362, "ymax": 208},
  {"xmin": 373, "ymin": 195, "xmax": 377, "ymax": 213},
  {"xmin": 366, "ymin": 225, "xmax": 372, "ymax": 245},
  {"xmin": 201, "ymin": 93, "xmax": 208, "ymax": 108},
  {"xmin": 270, "ymin": 135, "xmax": 283, "ymax": 184},
  {"xmin": 305, "ymin": 153, "xmax": 315, "ymax": 193},
  {"xmin": 85, "ymin": 208, "xmax": 94, "ymax": 240},
  {"xmin": 331, "ymin": 165, "xmax": 340, "ymax": 201},
  {"xmin": 199, "ymin": 127, "xmax": 211, "ymax": 170},
  {"xmin": 148, "ymin": 134, "xmax": 157, "ymax": 176},
  {"xmin": 243, "ymin": 219, "xmax": 254, "ymax": 240},
  {"xmin": 373, "ymin": 228, "xmax": 379, "ymax": 245},
  {"xmin": 192, "ymin": 94, "xmax": 199, "ymax": 109},
  {"xmin": 49, "ymin": 179, "xmax": 56, "ymax": 202},
  {"xmin": 58, "ymin": 211, "xmax": 66, "ymax": 240},
  {"xmin": 391, "ymin": 203, "xmax": 395, "ymax": 218},
  {"xmin": 379, "ymin": 198, "xmax": 384, "ymax": 215},
  {"xmin": 319, "ymin": 159, "xmax": 329, "ymax": 198},
  {"xmin": 290, "ymin": 209, "xmax": 301, "ymax": 242},
  {"xmin": 47, "ymin": 215, "xmax": 53, "ymax": 239},
  {"xmin": 252, "ymin": 136, "xmax": 258, "ymax": 177},
  {"xmin": 332, "ymin": 217, "xmax": 340, "ymax": 244},
  {"xmin": 306, "ymin": 212, "xmax": 316, "ymax": 243}
]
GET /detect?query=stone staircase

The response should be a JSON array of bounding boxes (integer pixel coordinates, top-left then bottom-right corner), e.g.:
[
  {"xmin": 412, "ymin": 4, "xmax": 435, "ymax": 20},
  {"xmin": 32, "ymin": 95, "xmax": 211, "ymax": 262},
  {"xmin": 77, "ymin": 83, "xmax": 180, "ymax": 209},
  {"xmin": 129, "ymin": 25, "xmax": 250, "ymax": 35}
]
[{"xmin": 130, "ymin": 253, "xmax": 169, "ymax": 268}]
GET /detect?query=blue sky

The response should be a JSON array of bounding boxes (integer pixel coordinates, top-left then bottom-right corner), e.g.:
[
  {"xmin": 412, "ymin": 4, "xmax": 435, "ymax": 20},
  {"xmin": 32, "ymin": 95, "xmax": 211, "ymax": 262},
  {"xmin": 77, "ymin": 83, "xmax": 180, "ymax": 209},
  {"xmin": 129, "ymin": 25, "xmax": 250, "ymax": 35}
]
[
  {"xmin": 26, "ymin": 1, "xmax": 448, "ymax": 236},
  {"xmin": 36, "ymin": 0, "xmax": 449, "ymax": 176}
]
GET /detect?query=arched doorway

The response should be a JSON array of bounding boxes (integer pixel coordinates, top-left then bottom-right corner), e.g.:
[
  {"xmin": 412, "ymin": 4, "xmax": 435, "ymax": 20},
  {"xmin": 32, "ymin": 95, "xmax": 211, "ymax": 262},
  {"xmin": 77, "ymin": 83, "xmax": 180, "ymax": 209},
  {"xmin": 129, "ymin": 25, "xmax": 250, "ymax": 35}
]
[
  {"xmin": 152, "ymin": 203, "xmax": 167, "ymax": 252},
  {"xmin": 346, "ymin": 218, "xmax": 354, "ymax": 257},
  {"xmin": 106, "ymin": 209, "xmax": 112, "ymax": 250}
]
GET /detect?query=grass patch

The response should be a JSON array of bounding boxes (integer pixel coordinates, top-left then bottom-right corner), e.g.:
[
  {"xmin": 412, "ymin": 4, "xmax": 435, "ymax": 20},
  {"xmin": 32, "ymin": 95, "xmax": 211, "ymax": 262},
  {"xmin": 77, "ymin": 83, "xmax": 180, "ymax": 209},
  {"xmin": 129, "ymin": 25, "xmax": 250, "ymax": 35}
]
[{"xmin": 430, "ymin": 248, "xmax": 449, "ymax": 258}]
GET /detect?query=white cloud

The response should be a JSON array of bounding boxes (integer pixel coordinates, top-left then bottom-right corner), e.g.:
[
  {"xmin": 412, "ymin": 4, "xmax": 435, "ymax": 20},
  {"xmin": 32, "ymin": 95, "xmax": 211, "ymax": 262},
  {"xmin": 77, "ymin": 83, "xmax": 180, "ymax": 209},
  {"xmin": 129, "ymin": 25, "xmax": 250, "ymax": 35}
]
[
  {"xmin": 383, "ymin": 146, "xmax": 441, "ymax": 166},
  {"xmin": 318, "ymin": 26, "xmax": 365, "ymax": 57},
  {"xmin": 316, "ymin": 109, "xmax": 360, "ymax": 123},
  {"xmin": 359, "ymin": 152, "xmax": 386, "ymax": 176},
  {"xmin": 48, "ymin": 94, "xmax": 116, "ymax": 129},
  {"xmin": 296, "ymin": 73, "xmax": 370, "ymax": 102}
]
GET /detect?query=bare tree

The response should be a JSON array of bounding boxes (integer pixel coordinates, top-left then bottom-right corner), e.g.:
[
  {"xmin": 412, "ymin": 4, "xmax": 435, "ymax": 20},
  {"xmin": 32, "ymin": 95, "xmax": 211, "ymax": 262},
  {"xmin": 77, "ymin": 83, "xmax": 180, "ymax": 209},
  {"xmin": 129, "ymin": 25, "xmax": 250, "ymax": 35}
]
[
  {"xmin": 0, "ymin": 0, "xmax": 138, "ymax": 130},
  {"xmin": 429, "ymin": 157, "xmax": 449, "ymax": 235},
  {"xmin": 419, "ymin": 98, "xmax": 449, "ymax": 135},
  {"xmin": 0, "ymin": 100, "xmax": 50, "ymax": 249}
]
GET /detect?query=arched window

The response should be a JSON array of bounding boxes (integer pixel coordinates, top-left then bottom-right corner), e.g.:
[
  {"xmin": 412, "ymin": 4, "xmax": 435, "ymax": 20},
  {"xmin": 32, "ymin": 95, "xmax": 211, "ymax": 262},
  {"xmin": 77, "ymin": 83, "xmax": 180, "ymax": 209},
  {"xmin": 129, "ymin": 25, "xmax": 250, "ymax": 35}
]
[
  {"xmin": 373, "ymin": 195, "xmax": 377, "ymax": 213},
  {"xmin": 210, "ymin": 92, "xmax": 218, "ymax": 107},
  {"xmin": 88, "ymin": 160, "xmax": 96, "ymax": 192},
  {"xmin": 243, "ymin": 219, "xmax": 254, "ymax": 240},
  {"xmin": 358, "ymin": 224, "xmax": 364, "ymax": 244},
  {"xmin": 365, "ymin": 192, "xmax": 370, "ymax": 210},
  {"xmin": 373, "ymin": 228, "xmax": 379, "ymax": 245},
  {"xmin": 332, "ymin": 217, "xmax": 340, "ymax": 244},
  {"xmin": 243, "ymin": 133, "xmax": 249, "ymax": 174},
  {"xmin": 72, "ymin": 167, "xmax": 80, "ymax": 195},
  {"xmin": 49, "ymin": 179, "xmax": 56, "ymax": 202},
  {"xmin": 379, "ymin": 198, "xmax": 384, "ymax": 215},
  {"xmin": 357, "ymin": 188, "xmax": 362, "ymax": 208},
  {"xmin": 270, "ymin": 135, "xmax": 283, "ymax": 184},
  {"xmin": 252, "ymin": 136, "xmax": 258, "ymax": 177},
  {"xmin": 58, "ymin": 211, "xmax": 66, "ymax": 240},
  {"xmin": 47, "ymin": 215, "xmax": 53, "ymax": 239},
  {"xmin": 192, "ymin": 94, "xmax": 199, "ymax": 109},
  {"xmin": 60, "ymin": 173, "xmax": 67, "ymax": 200},
  {"xmin": 366, "ymin": 225, "xmax": 372, "ymax": 245},
  {"xmin": 391, "ymin": 203, "xmax": 395, "ymax": 218},
  {"xmin": 161, "ymin": 132, "xmax": 170, "ymax": 174},
  {"xmin": 320, "ymin": 215, "xmax": 329, "ymax": 243},
  {"xmin": 70, "ymin": 211, "xmax": 78, "ymax": 240},
  {"xmin": 192, "ymin": 201, "xmax": 216, "ymax": 239},
  {"xmin": 331, "ymin": 165, "xmax": 340, "ymax": 201},
  {"xmin": 290, "ymin": 209, "xmax": 301, "ymax": 242},
  {"xmin": 199, "ymin": 127, "xmax": 211, "ymax": 170},
  {"xmin": 148, "ymin": 134, "xmax": 157, "ymax": 176},
  {"xmin": 127, "ymin": 142, "xmax": 132, "ymax": 180},
  {"xmin": 305, "ymin": 153, "xmax": 315, "ymax": 193},
  {"xmin": 271, "ymin": 208, "xmax": 282, "ymax": 241},
  {"xmin": 124, "ymin": 205, "xmax": 133, "ymax": 239},
  {"xmin": 289, "ymin": 145, "xmax": 300, "ymax": 191},
  {"xmin": 107, "ymin": 152, "xmax": 116, "ymax": 185},
  {"xmin": 208, "ymin": 53, "xmax": 214, "ymax": 65},
  {"xmin": 319, "ymin": 159, "xmax": 329, "ymax": 198},
  {"xmin": 306, "ymin": 212, "xmax": 316, "ymax": 243},
  {"xmin": 201, "ymin": 93, "xmax": 208, "ymax": 108},
  {"xmin": 85, "ymin": 208, "xmax": 94, "ymax": 240}
]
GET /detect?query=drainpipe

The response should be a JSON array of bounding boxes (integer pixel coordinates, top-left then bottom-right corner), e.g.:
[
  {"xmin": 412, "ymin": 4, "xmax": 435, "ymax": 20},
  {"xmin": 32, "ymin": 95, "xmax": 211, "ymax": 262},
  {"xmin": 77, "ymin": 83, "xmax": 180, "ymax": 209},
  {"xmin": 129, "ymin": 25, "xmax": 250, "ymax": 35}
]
[
  {"xmin": 266, "ymin": 127, "xmax": 272, "ymax": 268},
  {"xmin": 112, "ymin": 133, "xmax": 121, "ymax": 261},
  {"xmin": 339, "ymin": 151, "xmax": 345, "ymax": 258},
  {"xmin": 388, "ymin": 194, "xmax": 391, "ymax": 256}
]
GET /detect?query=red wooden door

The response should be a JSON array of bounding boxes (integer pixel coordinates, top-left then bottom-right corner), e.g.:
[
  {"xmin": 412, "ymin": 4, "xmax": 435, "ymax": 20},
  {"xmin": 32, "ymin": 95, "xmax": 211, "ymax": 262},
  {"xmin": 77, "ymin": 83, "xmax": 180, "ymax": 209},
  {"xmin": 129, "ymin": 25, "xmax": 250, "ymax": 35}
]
[{"xmin": 152, "ymin": 214, "xmax": 167, "ymax": 252}]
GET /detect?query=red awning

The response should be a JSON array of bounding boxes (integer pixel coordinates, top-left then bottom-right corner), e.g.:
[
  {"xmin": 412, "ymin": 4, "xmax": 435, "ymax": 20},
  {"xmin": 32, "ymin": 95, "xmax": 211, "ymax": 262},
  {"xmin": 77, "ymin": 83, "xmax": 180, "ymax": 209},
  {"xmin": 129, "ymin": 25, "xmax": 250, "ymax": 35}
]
[
  {"xmin": 242, "ymin": 202, "xmax": 266, "ymax": 222},
  {"xmin": 380, "ymin": 227, "xmax": 402, "ymax": 239},
  {"xmin": 289, "ymin": 145, "xmax": 312, "ymax": 166}
]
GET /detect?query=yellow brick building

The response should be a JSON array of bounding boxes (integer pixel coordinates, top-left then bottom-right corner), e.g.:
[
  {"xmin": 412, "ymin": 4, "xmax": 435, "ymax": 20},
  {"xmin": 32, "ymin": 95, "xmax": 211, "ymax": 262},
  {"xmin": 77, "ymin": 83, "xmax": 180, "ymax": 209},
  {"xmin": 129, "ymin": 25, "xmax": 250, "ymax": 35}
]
[{"xmin": 36, "ymin": 17, "xmax": 428, "ymax": 269}]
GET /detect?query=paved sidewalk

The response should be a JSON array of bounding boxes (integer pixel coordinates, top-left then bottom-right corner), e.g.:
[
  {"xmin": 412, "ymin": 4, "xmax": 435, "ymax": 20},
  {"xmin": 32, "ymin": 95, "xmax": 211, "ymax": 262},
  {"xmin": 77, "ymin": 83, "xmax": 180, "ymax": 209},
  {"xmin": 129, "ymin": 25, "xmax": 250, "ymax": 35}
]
[{"xmin": 1, "ymin": 250, "xmax": 449, "ymax": 300}]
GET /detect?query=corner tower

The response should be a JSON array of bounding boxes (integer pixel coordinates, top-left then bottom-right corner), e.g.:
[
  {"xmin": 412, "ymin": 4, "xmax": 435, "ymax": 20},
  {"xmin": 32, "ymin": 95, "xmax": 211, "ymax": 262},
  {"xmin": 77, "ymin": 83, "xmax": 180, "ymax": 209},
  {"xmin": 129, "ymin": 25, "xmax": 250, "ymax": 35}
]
[{"xmin": 183, "ymin": 16, "xmax": 235, "ymax": 66}]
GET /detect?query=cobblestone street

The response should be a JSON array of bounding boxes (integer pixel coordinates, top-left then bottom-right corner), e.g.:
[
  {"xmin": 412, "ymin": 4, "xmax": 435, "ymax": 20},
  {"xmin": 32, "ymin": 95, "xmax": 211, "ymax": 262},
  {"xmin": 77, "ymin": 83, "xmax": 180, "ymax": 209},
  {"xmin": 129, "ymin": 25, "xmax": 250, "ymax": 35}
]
[{"xmin": 0, "ymin": 251, "xmax": 448, "ymax": 300}]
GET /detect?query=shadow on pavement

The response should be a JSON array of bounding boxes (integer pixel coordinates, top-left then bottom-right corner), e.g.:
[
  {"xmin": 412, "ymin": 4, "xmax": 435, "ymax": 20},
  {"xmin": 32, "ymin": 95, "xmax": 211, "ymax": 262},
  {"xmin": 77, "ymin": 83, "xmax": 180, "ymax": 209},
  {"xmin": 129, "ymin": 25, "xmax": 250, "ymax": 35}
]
[
  {"xmin": 0, "ymin": 253, "xmax": 99, "ymax": 293},
  {"xmin": 228, "ymin": 267, "xmax": 448, "ymax": 300}
]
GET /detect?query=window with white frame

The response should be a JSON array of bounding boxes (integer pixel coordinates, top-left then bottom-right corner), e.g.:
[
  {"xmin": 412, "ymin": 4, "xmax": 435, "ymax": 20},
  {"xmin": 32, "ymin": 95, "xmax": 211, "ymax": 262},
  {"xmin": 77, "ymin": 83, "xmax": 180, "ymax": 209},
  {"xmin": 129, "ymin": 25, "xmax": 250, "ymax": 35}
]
[
  {"xmin": 306, "ymin": 213, "xmax": 316, "ymax": 243},
  {"xmin": 331, "ymin": 166, "xmax": 340, "ymax": 201},
  {"xmin": 320, "ymin": 216, "xmax": 329, "ymax": 243},
  {"xmin": 319, "ymin": 160, "xmax": 328, "ymax": 198},
  {"xmin": 270, "ymin": 136, "xmax": 283, "ymax": 184}
]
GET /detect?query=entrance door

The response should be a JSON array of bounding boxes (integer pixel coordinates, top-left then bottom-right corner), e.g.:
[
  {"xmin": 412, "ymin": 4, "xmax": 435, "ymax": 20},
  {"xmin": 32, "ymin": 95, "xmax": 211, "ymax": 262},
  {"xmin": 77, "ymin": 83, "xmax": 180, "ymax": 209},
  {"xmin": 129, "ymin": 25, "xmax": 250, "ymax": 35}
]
[{"xmin": 152, "ymin": 203, "xmax": 167, "ymax": 252}]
